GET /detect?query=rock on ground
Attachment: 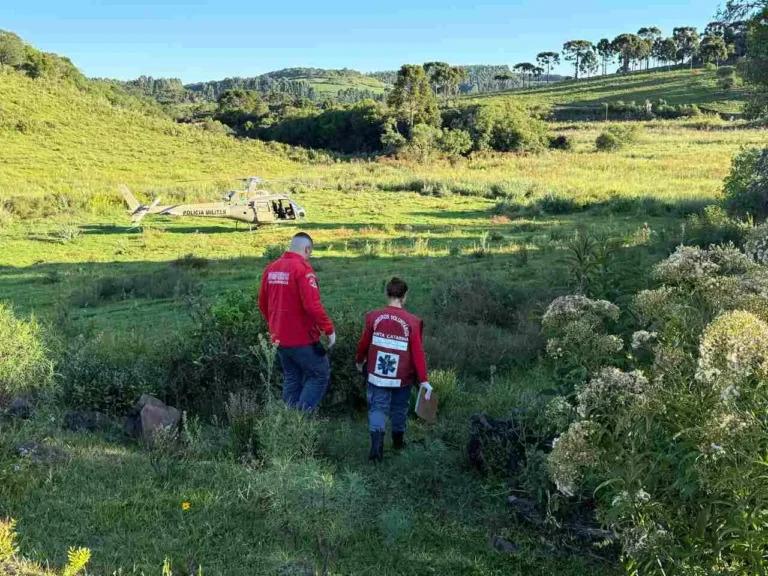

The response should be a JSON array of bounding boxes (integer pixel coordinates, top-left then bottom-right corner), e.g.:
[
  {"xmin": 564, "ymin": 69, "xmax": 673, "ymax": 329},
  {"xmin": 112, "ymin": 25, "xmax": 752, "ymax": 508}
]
[{"xmin": 123, "ymin": 394, "xmax": 181, "ymax": 441}]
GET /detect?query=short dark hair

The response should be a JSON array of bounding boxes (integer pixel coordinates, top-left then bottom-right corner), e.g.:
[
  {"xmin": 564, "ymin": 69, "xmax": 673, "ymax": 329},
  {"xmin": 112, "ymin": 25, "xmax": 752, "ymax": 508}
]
[
  {"xmin": 293, "ymin": 232, "xmax": 313, "ymax": 245},
  {"xmin": 386, "ymin": 277, "xmax": 408, "ymax": 299}
]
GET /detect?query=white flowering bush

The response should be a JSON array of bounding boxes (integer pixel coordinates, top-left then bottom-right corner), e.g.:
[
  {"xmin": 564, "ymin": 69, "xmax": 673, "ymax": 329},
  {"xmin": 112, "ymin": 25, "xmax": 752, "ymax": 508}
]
[
  {"xmin": 542, "ymin": 295, "xmax": 623, "ymax": 381},
  {"xmin": 543, "ymin": 241, "xmax": 768, "ymax": 574},
  {"xmin": 576, "ymin": 367, "xmax": 649, "ymax": 419},
  {"xmin": 548, "ymin": 420, "xmax": 599, "ymax": 497},
  {"xmin": 654, "ymin": 244, "xmax": 753, "ymax": 287},
  {"xmin": 635, "ymin": 244, "xmax": 768, "ymax": 348},
  {"xmin": 696, "ymin": 310, "xmax": 768, "ymax": 401}
]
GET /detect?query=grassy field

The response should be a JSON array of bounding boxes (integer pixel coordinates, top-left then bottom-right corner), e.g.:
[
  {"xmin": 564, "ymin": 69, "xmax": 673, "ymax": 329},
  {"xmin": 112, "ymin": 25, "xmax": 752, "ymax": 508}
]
[
  {"xmin": 1, "ymin": 61, "xmax": 766, "ymax": 575},
  {"xmin": 295, "ymin": 73, "xmax": 389, "ymax": 97},
  {"xmin": 476, "ymin": 67, "xmax": 749, "ymax": 115}
]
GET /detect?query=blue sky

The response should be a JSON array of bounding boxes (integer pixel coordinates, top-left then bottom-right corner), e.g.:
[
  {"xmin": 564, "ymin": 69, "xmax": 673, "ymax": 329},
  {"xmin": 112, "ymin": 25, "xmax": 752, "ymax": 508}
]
[{"xmin": 1, "ymin": 0, "xmax": 722, "ymax": 82}]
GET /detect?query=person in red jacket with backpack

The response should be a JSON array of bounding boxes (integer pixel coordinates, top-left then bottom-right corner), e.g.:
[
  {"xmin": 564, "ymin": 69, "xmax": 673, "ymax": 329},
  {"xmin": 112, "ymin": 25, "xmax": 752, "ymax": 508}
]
[
  {"xmin": 355, "ymin": 277, "xmax": 431, "ymax": 462},
  {"xmin": 259, "ymin": 232, "xmax": 335, "ymax": 411}
]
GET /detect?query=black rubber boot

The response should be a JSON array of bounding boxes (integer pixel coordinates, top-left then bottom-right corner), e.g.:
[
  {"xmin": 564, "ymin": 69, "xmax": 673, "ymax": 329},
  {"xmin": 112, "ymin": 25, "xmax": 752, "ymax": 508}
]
[
  {"xmin": 369, "ymin": 432, "xmax": 384, "ymax": 463},
  {"xmin": 392, "ymin": 431, "xmax": 406, "ymax": 451}
]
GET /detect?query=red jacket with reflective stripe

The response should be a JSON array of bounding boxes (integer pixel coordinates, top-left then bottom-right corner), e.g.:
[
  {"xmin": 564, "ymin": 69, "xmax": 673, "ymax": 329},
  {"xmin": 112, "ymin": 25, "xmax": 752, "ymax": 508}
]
[
  {"xmin": 355, "ymin": 306, "xmax": 428, "ymax": 388},
  {"xmin": 258, "ymin": 252, "xmax": 334, "ymax": 348}
]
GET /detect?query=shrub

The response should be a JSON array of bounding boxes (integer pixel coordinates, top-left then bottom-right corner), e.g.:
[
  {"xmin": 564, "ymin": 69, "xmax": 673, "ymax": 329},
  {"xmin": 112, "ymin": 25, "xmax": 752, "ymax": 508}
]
[
  {"xmin": 541, "ymin": 295, "xmax": 623, "ymax": 382},
  {"xmin": 543, "ymin": 243, "xmax": 768, "ymax": 574},
  {"xmin": 548, "ymin": 134, "xmax": 573, "ymax": 150},
  {"xmin": 324, "ymin": 314, "xmax": 366, "ymax": 410},
  {"xmin": 0, "ymin": 303, "xmax": 54, "ymax": 400},
  {"xmin": 595, "ymin": 125, "xmax": 641, "ymax": 152},
  {"xmin": 399, "ymin": 123, "xmax": 443, "ymax": 162},
  {"xmin": 444, "ymin": 102, "xmax": 548, "ymax": 153},
  {"xmin": 696, "ymin": 310, "xmax": 768, "ymax": 398},
  {"xmin": 57, "ymin": 333, "xmax": 164, "ymax": 414},
  {"xmin": 536, "ymin": 191, "xmax": 579, "ymax": 214},
  {"xmin": 723, "ymin": 147, "xmax": 768, "ymax": 221},
  {"xmin": 167, "ymin": 290, "xmax": 271, "ymax": 415},
  {"xmin": 437, "ymin": 128, "xmax": 473, "ymax": 158},
  {"xmin": 685, "ymin": 204, "xmax": 751, "ymax": 247},
  {"xmin": 595, "ymin": 131, "xmax": 621, "ymax": 152}
]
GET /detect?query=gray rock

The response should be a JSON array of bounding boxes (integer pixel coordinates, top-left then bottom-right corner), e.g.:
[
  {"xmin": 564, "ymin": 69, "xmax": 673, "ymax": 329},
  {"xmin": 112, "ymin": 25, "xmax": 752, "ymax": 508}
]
[{"xmin": 123, "ymin": 394, "xmax": 180, "ymax": 441}]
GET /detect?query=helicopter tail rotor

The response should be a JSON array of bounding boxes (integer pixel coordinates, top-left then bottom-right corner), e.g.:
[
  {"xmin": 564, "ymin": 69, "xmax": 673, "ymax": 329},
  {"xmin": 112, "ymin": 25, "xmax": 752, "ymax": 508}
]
[{"xmin": 130, "ymin": 197, "xmax": 161, "ymax": 225}]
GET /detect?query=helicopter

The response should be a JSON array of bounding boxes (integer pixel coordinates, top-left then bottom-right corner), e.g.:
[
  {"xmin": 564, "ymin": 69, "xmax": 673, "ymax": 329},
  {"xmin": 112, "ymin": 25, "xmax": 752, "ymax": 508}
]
[{"xmin": 120, "ymin": 177, "xmax": 306, "ymax": 227}]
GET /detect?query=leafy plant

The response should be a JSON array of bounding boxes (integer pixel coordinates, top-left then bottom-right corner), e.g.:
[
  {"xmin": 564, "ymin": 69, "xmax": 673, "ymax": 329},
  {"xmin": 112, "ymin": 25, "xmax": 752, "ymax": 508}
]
[
  {"xmin": 62, "ymin": 547, "xmax": 91, "ymax": 576},
  {"xmin": 0, "ymin": 518, "xmax": 18, "ymax": 562},
  {"xmin": 0, "ymin": 303, "xmax": 54, "ymax": 400}
]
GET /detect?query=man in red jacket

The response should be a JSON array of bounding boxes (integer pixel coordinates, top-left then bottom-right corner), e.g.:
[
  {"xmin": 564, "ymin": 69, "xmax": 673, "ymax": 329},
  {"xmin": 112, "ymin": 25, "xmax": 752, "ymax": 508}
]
[
  {"xmin": 259, "ymin": 232, "xmax": 336, "ymax": 411},
  {"xmin": 355, "ymin": 277, "xmax": 431, "ymax": 462}
]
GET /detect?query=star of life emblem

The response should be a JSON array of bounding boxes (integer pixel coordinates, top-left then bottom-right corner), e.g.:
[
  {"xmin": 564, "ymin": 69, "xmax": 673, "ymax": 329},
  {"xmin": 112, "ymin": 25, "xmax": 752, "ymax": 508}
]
[{"xmin": 374, "ymin": 351, "xmax": 399, "ymax": 377}]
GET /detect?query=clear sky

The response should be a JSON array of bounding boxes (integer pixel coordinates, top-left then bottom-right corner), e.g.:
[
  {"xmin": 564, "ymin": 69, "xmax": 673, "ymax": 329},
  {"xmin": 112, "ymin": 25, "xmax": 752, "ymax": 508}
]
[{"xmin": 1, "ymin": 0, "xmax": 722, "ymax": 83}]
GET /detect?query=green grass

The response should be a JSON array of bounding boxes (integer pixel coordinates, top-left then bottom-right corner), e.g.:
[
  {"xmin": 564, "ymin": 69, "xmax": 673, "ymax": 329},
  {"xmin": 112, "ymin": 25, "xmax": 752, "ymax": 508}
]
[
  {"xmin": 0, "ymin": 61, "xmax": 764, "ymax": 576},
  {"xmin": 475, "ymin": 67, "xmax": 749, "ymax": 115},
  {"xmin": 294, "ymin": 73, "xmax": 389, "ymax": 96}
]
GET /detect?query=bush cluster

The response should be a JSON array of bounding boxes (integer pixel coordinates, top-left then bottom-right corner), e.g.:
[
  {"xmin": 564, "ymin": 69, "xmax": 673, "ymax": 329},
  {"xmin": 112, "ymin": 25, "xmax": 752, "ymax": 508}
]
[{"xmin": 542, "ymin": 241, "xmax": 768, "ymax": 574}]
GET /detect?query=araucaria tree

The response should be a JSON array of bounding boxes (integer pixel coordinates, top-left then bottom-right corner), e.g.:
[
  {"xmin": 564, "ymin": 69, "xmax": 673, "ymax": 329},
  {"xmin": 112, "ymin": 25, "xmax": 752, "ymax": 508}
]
[
  {"xmin": 535, "ymin": 51, "xmax": 560, "ymax": 83},
  {"xmin": 387, "ymin": 64, "xmax": 440, "ymax": 131},
  {"xmin": 638, "ymin": 27, "xmax": 662, "ymax": 69},
  {"xmin": 673, "ymin": 26, "xmax": 701, "ymax": 68},
  {"xmin": 596, "ymin": 39, "xmax": 615, "ymax": 75},
  {"xmin": 513, "ymin": 62, "xmax": 537, "ymax": 87},
  {"xmin": 612, "ymin": 33, "xmax": 646, "ymax": 72},
  {"xmin": 700, "ymin": 34, "xmax": 730, "ymax": 67},
  {"xmin": 423, "ymin": 62, "xmax": 467, "ymax": 100},
  {"xmin": 562, "ymin": 40, "xmax": 595, "ymax": 79},
  {"xmin": 656, "ymin": 37, "xmax": 678, "ymax": 69}
]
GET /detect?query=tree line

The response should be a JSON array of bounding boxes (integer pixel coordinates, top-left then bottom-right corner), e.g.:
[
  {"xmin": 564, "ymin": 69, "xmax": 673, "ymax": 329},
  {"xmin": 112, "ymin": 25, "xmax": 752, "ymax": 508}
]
[
  {"xmin": 505, "ymin": 20, "xmax": 750, "ymax": 84},
  {"xmin": 211, "ymin": 61, "xmax": 550, "ymax": 157}
]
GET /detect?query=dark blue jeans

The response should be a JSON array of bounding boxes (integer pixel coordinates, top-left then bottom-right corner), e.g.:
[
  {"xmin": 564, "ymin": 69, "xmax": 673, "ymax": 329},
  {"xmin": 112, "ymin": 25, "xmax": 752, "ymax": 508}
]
[
  {"xmin": 277, "ymin": 343, "xmax": 330, "ymax": 411},
  {"xmin": 367, "ymin": 382, "xmax": 411, "ymax": 433}
]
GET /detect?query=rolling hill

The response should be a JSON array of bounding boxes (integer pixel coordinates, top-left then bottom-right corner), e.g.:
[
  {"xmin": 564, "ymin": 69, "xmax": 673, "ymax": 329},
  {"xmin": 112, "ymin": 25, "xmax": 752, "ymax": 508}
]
[
  {"xmin": 475, "ymin": 67, "xmax": 749, "ymax": 116},
  {"xmin": 0, "ymin": 65, "xmax": 303, "ymax": 213}
]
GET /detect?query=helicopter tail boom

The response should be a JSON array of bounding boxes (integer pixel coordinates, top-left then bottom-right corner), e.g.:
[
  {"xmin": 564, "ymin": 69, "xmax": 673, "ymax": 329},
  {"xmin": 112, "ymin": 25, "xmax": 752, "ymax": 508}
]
[{"xmin": 119, "ymin": 185, "xmax": 141, "ymax": 212}]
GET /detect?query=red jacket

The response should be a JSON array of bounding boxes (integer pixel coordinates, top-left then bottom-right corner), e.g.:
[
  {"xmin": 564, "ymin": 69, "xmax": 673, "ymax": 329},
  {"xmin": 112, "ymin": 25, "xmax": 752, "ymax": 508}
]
[
  {"xmin": 355, "ymin": 306, "xmax": 428, "ymax": 388},
  {"xmin": 258, "ymin": 252, "xmax": 334, "ymax": 348}
]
